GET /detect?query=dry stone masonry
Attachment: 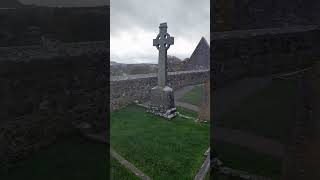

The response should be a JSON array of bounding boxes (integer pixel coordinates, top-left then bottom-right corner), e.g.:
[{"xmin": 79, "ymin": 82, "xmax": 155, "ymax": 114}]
[{"xmin": 110, "ymin": 70, "xmax": 209, "ymax": 112}]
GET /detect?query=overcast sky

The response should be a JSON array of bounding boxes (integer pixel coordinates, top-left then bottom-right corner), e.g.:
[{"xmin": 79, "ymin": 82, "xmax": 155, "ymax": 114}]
[
  {"xmin": 19, "ymin": 0, "xmax": 109, "ymax": 7},
  {"xmin": 111, "ymin": 0, "xmax": 210, "ymax": 64}
]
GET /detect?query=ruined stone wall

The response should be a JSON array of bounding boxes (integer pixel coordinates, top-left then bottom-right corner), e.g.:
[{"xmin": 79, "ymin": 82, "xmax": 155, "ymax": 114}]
[
  {"xmin": 110, "ymin": 70, "xmax": 209, "ymax": 111},
  {"xmin": 212, "ymin": 26, "xmax": 320, "ymax": 86},
  {"xmin": 0, "ymin": 52, "xmax": 107, "ymax": 169}
]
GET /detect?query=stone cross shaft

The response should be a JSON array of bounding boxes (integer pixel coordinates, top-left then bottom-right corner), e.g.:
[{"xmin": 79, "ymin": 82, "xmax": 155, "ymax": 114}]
[{"xmin": 153, "ymin": 22, "xmax": 174, "ymax": 87}]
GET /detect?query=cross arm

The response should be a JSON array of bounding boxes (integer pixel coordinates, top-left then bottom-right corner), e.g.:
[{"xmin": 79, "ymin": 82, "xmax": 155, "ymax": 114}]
[{"xmin": 167, "ymin": 36, "xmax": 174, "ymax": 45}]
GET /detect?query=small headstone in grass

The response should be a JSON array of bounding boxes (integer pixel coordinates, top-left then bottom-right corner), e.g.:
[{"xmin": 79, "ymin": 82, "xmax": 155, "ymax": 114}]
[
  {"xmin": 198, "ymin": 81, "xmax": 210, "ymax": 122},
  {"xmin": 148, "ymin": 23, "xmax": 177, "ymax": 119}
]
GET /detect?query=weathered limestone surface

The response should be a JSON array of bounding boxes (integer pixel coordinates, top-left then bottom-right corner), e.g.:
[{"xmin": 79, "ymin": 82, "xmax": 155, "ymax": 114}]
[
  {"xmin": 148, "ymin": 23, "xmax": 176, "ymax": 118},
  {"xmin": 149, "ymin": 86, "xmax": 176, "ymax": 118},
  {"xmin": 152, "ymin": 23, "xmax": 174, "ymax": 87}
]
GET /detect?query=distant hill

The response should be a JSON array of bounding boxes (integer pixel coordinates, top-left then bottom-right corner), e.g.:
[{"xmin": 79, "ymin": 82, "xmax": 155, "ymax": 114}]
[
  {"xmin": 110, "ymin": 61, "xmax": 118, "ymax": 66},
  {"xmin": 111, "ymin": 56, "xmax": 185, "ymax": 76},
  {"xmin": 110, "ymin": 62, "xmax": 157, "ymax": 76},
  {"xmin": 111, "ymin": 37, "xmax": 210, "ymax": 76},
  {"xmin": 168, "ymin": 55, "xmax": 184, "ymax": 72}
]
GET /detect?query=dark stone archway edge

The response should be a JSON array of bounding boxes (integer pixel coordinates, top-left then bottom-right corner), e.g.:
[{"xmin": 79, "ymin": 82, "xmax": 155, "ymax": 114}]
[
  {"xmin": 194, "ymin": 148, "xmax": 210, "ymax": 180},
  {"xmin": 213, "ymin": 127, "xmax": 284, "ymax": 158}
]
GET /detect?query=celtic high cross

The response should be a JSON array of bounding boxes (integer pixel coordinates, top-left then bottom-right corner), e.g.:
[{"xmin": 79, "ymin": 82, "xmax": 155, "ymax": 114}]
[{"xmin": 153, "ymin": 22, "xmax": 174, "ymax": 87}]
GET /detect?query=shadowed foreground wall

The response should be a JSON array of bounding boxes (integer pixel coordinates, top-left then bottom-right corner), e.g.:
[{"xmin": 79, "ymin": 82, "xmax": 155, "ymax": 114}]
[
  {"xmin": 213, "ymin": 0, "xmax": 320, "ymax": 31},
  {"xmin": 212, "ymin": 25, "xmax": 320, "ymax": 86},
  {"xmin": 110, "ymin": 70, "xmax": 209, "ymax": 111},
  {"xmin": 0, "ymin": 53, "xmax": 107, "ymax": 169}
]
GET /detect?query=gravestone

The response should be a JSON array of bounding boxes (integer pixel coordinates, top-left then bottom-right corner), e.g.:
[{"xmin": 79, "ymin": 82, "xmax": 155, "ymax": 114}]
[{"xmin": 148, "ymin": 23, "xmax": 177, "ymax": 119}]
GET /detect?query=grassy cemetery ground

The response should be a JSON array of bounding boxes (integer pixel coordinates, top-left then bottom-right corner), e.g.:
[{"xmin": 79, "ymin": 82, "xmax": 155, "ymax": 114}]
[
  {"xmin": 0, "ymin": 136, "xmax": 108, "ymax": 180},
  {"xmin": 175, "ymin": 78, "xmax": 292, "ymax": 179},
  {"xmin": 111, "ymin": 157, "xmax": 140, "ymax": 180},
  {"xmin": 216, "ymin": 78, "xmax": 298, "ymax": 143},
  {"xmin": 178, "ymin": 84, "xmax": 204, "ymax": 106},
  {"xmin": 0, "ymin": 135, "xmax": 137, "ymax": 180},
  {"xmin": 110, "ymin": 105, "xmax": 209, "ymax": 179}
]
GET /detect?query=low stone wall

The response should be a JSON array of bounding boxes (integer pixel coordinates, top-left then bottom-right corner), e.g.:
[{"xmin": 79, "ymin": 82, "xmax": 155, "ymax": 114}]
[
  {"xmin": 110, "ymin": 70, "xmax": 209, "ymax": 111},
  {"xmin": 0, "ymin": 53, "xmax": 107, "ymax": 169},
  {"xmin": 212, "ymin": 25, "xmax": 320, "ymax": 86}
]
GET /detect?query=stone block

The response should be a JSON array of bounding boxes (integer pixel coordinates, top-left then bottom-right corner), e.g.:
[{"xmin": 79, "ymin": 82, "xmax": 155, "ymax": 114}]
[{"xmin": 148, "ymin": 86, "xmax": 177, "ymax": 119}]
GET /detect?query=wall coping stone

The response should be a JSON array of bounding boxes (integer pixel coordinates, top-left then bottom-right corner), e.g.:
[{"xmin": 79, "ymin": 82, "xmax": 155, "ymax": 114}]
[{"xmin": 110, "ymin": 70, "xmax": 209, "ymax": 82}]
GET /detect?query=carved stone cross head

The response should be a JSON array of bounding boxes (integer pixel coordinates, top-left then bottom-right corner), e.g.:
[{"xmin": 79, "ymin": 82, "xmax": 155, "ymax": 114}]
[{"xmin": 153, "ymin": 22, "xmax": 174, "ymax": 50}]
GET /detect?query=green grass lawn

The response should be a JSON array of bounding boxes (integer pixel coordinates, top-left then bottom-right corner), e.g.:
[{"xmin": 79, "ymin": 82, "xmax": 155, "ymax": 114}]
[
  {"xmin": 178, "ymin": 85, "xmax": 204, "ymax": 106},
  {"xmin": 111, "ymin": 105, "xmax": 209, "ymax": 180},
  {"xmin": 0, "ymin": 136, "xmax": 108, "ymax": 180},
  {"xmin": 0, "ymin": 135, "xmax": 139, "ymax": 180},
  {"xmin": 177, "ymin": 106, "xmax": 199, "ymax": 118},
  {"xmin": 216, "ymin": 79, "xmax": 298, "ymax": 143},
  {"xmin": 111, "ymin": 157, "xmax": 140, "ymax": 180},
  {"xmin": 214, "ymin": 141, "xmax": 282, "ymax": 179}
]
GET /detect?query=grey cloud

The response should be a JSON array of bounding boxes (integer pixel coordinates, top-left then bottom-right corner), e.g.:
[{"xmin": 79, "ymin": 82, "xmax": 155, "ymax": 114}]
[
  {"xmin": 111, "ymin": 0, "xmax": 210, "ymax": 41},
  {"xmin": 110, "ymin": 0, "xmax": 210, "ymax": 63}
]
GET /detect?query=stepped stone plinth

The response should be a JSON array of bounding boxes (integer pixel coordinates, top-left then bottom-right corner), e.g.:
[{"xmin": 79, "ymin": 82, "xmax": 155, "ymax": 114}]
[{"xmin": 149, "ymin": 86, "xmax": 177, "ymax": 119}]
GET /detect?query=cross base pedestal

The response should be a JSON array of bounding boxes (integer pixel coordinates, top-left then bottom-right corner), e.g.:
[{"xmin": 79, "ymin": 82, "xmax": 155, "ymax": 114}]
[{"xmin": 147, "ymin": 86, "xmax": 177, "ymax": 119}]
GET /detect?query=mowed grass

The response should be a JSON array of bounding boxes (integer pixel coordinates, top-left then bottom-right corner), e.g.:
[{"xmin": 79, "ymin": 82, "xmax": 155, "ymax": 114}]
[
  {"xmin": 214, "ymin": 141, "xmax": 282, "ymax": 179},
  {"xmin": 111, "ymin": 157, "xmax": 140, "ymax": 180},
  {"xmin": 111, "ymin": 105, "xmax": 209, "ymax": 180},
  {"xmin": 177, "ymin": 106, "xmax": 199, "ymax": 118},
  {"xmin": 178, "ymin": 85, "xmax": 204, "ymax": 106},
  {"xmin": 0, "ymin": 135, "xmax": 137, "ymax": 180},
  {"xmin": 216, "ymin": 78, "xmax": 298, "ymax": 142},
  {"xmin": 0, "ymin": 136, "xmax": 108, "ymax": 180}
]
